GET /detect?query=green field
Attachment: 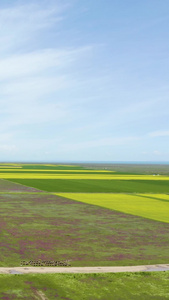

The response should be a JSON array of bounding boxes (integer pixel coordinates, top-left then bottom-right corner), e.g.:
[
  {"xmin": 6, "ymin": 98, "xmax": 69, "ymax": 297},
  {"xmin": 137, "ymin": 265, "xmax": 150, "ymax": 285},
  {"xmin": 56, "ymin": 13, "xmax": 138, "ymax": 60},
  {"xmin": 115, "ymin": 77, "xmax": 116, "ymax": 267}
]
[
  {"xmin": 8, "ymin": 178, "xmax": 169, "ymax": 193},
  {"xmin": 0, "ymin": 272, "xmax": 169, "ymax": 300}
]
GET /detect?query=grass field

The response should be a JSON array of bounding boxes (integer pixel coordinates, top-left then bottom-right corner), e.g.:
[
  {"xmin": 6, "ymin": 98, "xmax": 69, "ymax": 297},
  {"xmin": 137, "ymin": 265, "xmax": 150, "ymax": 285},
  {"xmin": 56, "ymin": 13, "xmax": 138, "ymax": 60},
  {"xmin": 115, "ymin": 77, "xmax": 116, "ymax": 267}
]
[
  {"xmin": 0, "ymin": 272, "xmax": 169, "ymax": 300},
  {"xmin": 56, "ymin": 193, "xmax": 169, "ymax": 223},
  {"xmin": 1, "ymin": 191, "xmax": 169, "ymax": 267}
]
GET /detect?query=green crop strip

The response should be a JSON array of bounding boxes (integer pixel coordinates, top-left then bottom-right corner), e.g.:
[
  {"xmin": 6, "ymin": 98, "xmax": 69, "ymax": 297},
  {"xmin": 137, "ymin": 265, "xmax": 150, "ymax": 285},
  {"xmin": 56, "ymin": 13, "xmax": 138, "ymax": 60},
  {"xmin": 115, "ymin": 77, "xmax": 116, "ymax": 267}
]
[{"xmin": 7, "ymin": 179, "xmax": 169, "ymax": 193}]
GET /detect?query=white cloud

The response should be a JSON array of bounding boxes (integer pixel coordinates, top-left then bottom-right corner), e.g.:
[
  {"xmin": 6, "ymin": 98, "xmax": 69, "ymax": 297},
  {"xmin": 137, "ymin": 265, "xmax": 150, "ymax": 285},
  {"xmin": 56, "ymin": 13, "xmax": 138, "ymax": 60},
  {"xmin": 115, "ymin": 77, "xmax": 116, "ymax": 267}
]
[
  {"xmin": 1, "ymin": 75, "xmax": 74, "ymax": 101},
  {"xmin": 0, "ymin": 145, "xmax": 17, "ymax": 152},
  {"xmin": 0, "ymin": 1, "xmax": 92, "ymax": 132},
  {"xmin": 153, "ymin": 150, "xmax": 161, "ymax": 155},
  {"xmin": 0, "ymin": 46, "xmax": 91, "ymax": 130},
  {"xmin": 0, "ymin": 47, "xmax": 90, "ymax": 81},
  {"xmin": 0, "ymin": 1, "xmax": 168, "ymax": 162},
  {"xmin": 149, "ymin": 130, "xmax": 169, "ymax": 137},
  {"xmin": 0, "ymin": 2, "xmax": 63, "ymax": 54},
  {"xmin": 59, "ymin": 136, "xmax": 139, "ymax": 152}
]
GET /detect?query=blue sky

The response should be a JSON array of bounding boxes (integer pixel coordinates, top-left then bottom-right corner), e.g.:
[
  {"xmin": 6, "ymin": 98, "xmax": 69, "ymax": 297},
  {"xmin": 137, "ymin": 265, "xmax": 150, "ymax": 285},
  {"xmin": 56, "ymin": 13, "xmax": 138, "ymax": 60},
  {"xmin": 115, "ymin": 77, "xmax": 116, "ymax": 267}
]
[{"xmin": 0, "ymin": 0, "xmax": 169, "ymax": 162}]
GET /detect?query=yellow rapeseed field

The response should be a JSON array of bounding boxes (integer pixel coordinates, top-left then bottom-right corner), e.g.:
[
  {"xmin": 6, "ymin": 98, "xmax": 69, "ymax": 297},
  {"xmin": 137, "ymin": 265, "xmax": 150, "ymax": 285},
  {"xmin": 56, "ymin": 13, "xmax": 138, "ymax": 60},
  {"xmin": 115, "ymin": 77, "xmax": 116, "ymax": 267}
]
[
  {"xmin": 56, "ymin": 193, "xmax": 169, "ymax": 223},
  {"xmin": 0, "ymin": 173, "xmax": 169, "ymax": 180}
]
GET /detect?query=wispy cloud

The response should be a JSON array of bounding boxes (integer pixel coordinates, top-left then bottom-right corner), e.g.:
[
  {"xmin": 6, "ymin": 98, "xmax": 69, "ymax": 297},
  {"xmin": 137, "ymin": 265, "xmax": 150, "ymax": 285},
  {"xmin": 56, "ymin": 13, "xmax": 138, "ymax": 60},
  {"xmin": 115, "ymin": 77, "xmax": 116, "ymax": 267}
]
[
  {"xmin": 153, "ymin": 150, "xmax": 161, "ymax": 155},
  {"xmin": 0, "ymin": 1, "xmax": 93, "ymax": 133},
  {"xmin": 0, "ymin": 47, "xmax": 91, "ymax": 131},
  {"xmin": 0, "ymin": 0, "xmax": 169, "ymax": 162},
  {"xmin": 149, "ymin": 130, "xmax": 169, "ymax": 137},
  {"xmin": 0, "ymin": 145, "xmax": 17, "ymax": 153},
  {"xmin": 0, "ymin": 2, "xmax": 64, "ymax": 54},
  {"xmin": 59, "ymin": 136, "xmax": 139, "ymax": 152},
  {"xmin": 0, "ymin": 47, "xmax": 90, "ymax": 81}
]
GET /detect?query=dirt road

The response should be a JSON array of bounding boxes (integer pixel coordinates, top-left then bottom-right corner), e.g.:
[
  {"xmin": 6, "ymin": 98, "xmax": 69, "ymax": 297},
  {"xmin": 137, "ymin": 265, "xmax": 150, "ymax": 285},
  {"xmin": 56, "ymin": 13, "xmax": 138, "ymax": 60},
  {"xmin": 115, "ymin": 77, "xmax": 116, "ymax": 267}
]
[{"xmin": 0, "ymin": 264, "xmax": 169, "ymax": 274}]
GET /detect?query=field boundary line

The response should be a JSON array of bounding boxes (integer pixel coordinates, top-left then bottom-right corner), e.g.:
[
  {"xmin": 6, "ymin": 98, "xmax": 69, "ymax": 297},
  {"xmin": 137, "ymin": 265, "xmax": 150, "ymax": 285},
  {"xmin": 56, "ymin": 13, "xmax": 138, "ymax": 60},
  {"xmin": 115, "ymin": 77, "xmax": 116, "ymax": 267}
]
[
  {"xmin": 0, "ymin": 264, "xmax": 169, "ymax": 274},
  {"xmin": 0, "ymin": 178, "xmax": 45, "ymax": 193}
]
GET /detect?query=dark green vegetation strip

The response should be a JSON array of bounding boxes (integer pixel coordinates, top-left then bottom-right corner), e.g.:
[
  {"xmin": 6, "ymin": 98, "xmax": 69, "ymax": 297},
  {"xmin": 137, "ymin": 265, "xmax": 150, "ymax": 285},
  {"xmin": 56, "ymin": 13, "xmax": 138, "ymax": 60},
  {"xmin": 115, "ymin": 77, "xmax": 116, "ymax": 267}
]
[
  {"xmin": 0, "ymin": 272, "xmax": 169, "ymax": 300},
  {"xmin": 1, "ymin": 193, "xmax": 169, "ymax": 267},
  {"xmin": 8, "ymin": 178, "xmax": 169, "ymax": 193},
  {"xmin": 21, "ymin": 165, "xmax": 87, "ymax": 170},
  {"xmin": 0, "ymin": 170, "xmax": 115, "ymax": 174}
]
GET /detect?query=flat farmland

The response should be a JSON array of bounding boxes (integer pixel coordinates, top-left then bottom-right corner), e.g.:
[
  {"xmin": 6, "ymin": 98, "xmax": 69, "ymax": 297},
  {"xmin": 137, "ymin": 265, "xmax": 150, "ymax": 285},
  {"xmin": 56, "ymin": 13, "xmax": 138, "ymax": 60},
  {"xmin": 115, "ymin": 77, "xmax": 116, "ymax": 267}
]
[
  {"xmin": 8, "ymin": 178, "xmax": 169, "ymax": 193},
  {"xmin": 56, "ymin": 193, "xmax": 169, "ymax": 223},
  {"xmin": 3, "ymin": 165, "xmax": 169, "ymax": 193},
  {"xmin": 1, "ymin": 173, "xmax": 169, "ymax": 179},
  {"xmin": 1, "ymin": 163, "xmax": 169, "ymax": 299},
  {"xmin": 0, "ymin": 179, "xmax": 43, "ymax": 193},
  {"xmin": 0, "ymin": 168, "xmax": 113, "ymax": 173},
  {"xmin": 1, "ymin": 192, "xmax": 169, "ymax": 267}
]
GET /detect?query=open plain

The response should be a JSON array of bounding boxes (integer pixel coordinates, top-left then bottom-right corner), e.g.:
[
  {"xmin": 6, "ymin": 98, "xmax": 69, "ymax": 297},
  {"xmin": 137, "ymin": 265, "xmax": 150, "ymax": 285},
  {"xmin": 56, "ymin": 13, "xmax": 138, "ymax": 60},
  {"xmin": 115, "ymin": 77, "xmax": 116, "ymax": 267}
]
[{"xmin": 0, "ymin": 163, "xmax": 169, "ymax": 299}]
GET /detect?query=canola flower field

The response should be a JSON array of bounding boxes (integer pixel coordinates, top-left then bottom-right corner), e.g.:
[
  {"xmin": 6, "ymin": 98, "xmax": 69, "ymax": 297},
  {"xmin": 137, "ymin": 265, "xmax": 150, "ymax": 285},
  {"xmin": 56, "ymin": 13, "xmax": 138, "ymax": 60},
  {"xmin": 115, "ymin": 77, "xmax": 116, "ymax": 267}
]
[
  {"xmin": 56, "ymin": 193, "xmax": 169, "ymax": 223},
  {"xmin": 0, "ymin": 172, "xmax": 169, "ymax": 180}
]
